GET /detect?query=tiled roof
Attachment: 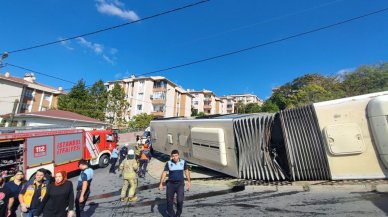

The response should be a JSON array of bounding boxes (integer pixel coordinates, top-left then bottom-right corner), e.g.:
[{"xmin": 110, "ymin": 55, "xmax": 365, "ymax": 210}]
[
  {"xmin": 0, "ymin": 74, "xmax": 62, "ymax": 93},
  {"xmin": 15, "ymin": 110, "xmax": 106, "ymax": 125}
]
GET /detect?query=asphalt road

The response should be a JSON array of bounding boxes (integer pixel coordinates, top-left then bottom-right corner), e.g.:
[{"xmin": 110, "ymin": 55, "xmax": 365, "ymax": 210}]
[{"xmin": 67, "ymin": 157, "xmax": 388, "ymax": 217}]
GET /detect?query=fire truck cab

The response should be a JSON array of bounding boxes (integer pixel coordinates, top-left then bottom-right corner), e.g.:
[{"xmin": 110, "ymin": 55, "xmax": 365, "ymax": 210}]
[{"xmin": 0, "ymin": 127, "xmax": 117, "ymax": 180}]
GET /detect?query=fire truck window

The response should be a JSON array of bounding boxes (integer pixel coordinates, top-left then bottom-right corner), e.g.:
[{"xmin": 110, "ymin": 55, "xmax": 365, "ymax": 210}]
[
  {"xmin": 106, "ymin": 134, "xmax": 114, "ymax": 142},
  {"xmin": 93, "ymin": 135, "xmax": 100, "ymax": 144}
]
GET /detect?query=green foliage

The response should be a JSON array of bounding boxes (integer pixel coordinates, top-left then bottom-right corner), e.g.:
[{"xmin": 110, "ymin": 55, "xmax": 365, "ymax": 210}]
[
  {"xmin": 128, "ymin": 113, "xmax": 154, "ymax": 129},
  {"xmin": 245, "ymin": 103, "xmax": 261, "ymax": 113},
  {"xmin": 58, "ymin": 79, "xmax": 108, "ymax": 121},
  {"xmin": 234, "ymin": 101, "xmax": 246, "ymax": 114},
  {"xmin": 191, "ymin": 107, "xmax": 198, "ymax": 117},
  {"xmin": 265, "ymin": 62, "xmax": 388, "ymax": 110},
  {"xmin": 106, "ymin": 82, "xmax": 129, "ymax": 127},
  {"xmin": 197, "ymin": 112, "xmax": 206, "ymax": 117},
  {"xmin": 342, "ymin": 63, "xmax": 388, "ymax": 96},
  {"xmin": 261, "ymin": 100, "xmax": 279, "ymax": 112}
]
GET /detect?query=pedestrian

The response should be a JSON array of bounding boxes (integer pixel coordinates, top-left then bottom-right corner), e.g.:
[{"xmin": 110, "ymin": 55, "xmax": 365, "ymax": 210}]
[
  {"xmin": 136, "ymin": 135, "xmax": 140, "ymax": 143},
  {"xmin": 75, "ymin": 160, "xmax": 93, "ymax": 217},
  {"xmin": 159, "ymin": 150, "xmax": 191, "ymax": 217},
  {"xmin": 34, "ymin": 171, "xmax": 75, "ymax": 217},
  {"xmin": 135, "ymin": 141, "xmax": 143, "ymax": 162},
  {"xmin": 145, "ymin": 136, "xmax": 154, "ymax": 154},
  {"xmin": 109, "ymin": 145, "xmax": 119, "ymax": 174},
  {"xmin": 5, "ymin": 170, "xmax": 25, "ymax": 217},
  {"xmin": 19, "ymin": 168, "xmax": 47, "ymax": 217},
  {"xmin": 119, "ymin": 144, "xmax": 129, "ymax": 166},
  {"xmin": 139, "ymin": 144, "xmax": 152, "ymax": 178},
  {"xmin": 0, "ymin": 175, "xmax": 14, "ymax": 217},
  {"xmin": 119, "ymin": 149, "xmax": 138, "ymax": 202}
]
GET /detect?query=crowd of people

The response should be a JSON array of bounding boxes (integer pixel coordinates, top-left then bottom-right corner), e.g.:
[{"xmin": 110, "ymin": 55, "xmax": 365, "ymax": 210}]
[{"xmin": 0, "ymin": 135, "xmax": 191, "ymax": 217}]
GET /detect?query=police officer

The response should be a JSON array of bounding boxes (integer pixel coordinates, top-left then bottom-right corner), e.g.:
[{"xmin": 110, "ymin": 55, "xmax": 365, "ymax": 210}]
[
  {"xmin": 119, "ymin": 149, "xmax": 139, "ymax": 202},
  {"xmin": 159, "ymin": 150, "xmax": 191, "ymax": 217}
]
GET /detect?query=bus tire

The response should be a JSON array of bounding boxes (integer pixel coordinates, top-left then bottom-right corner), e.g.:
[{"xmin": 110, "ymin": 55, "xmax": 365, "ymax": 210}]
[{"xmin": 99, "ymin": 154, "xmax": 110, "ymax": 168}]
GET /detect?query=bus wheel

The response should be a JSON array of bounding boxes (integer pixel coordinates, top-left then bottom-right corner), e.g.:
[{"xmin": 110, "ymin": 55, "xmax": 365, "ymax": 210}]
[{"xmin": 99, "ymin": 155, "xmax": 110, "ymax": 168}]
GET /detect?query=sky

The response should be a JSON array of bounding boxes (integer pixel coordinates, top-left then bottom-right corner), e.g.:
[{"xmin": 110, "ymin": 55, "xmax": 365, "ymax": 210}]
[{"xmin": 1, "ymin": 0, "xmax": 388, "ymax": 99}]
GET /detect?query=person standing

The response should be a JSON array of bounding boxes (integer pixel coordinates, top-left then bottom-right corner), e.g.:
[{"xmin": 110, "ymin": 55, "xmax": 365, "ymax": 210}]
[
  {"xmin": 138, "ymin": 144, "xmax": 152, "ymax": 178},
  {"xmin": 0, "ymin": 176, "xmax": 14, "ymax": 217},
  {"xmin": 119, "ymin": 149, "xmax": 138, "ymax": 202},
  {"xmin": 109, "ymin": 145, "xmax": 119, "ymax": 174},
  {"xmin": 159, "ymin": 150, "xmax": 191, "ymax": 217},
  {"xmin": 75, "ymin": 160, "xmax": 93, "ymax": 217},
  {"xmin": 118, "ymin": 144, "xmax": 129, "ymax": 166},
  {"xmin": 19, "ymin": 169, "xmax": 47, "ymax": 217},
  {"xmin": 5, "ymin": 170, "xmax": 25, "ymax": 217},
  {"xmin": 34, "ymin": 171, "xmax": 75, "ymax": 217}
]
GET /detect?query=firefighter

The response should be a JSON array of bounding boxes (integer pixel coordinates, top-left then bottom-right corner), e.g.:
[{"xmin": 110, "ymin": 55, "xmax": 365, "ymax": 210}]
[
  {"xmin": 119, "ymin": 149, "xmax": 139, "ymax": 202},
  {"xmin": 135, "ymin": 140, "xmax": 143, "ymax": 162},
  {"xmin": 138, "ymin": 143, "xmax": 152, "ymax": 178}
]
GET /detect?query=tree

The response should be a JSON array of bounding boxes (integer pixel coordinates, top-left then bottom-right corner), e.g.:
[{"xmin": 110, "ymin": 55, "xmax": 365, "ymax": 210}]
[
  {"xmin": 191, "ymin": 107, "xmax": 198, "ymax": 117},
  {"xmin": 197, "ymin": 112, "xmax": 206, "ymax": 117},
  {"xmin": 106, "ymin": 82, "xmax": 128, "ymax": 127},
  {"xmin": 58, "ymin": 79, "xmax": 108, "ymax": 121},
  {"xmin": 234, "ymin": 101, "xmax": 246, "ymax": 114},
  {"xmin": 261, "ymin": 100, "xmax": 279, "ymax": 112},
  {"xmin": 245, "ymin": 103, "xmax": 261, "ymax": 113},
  {"xmin": 128, "ymin": 113, "xmax": 154, "ymax": 129},
  {"xmin": 58, "ymin": 79, "xmax": 91, "ymax": 117},
  {"xmin": 88, "ymin": 80, "xmax": 108, "ymax": 121},
  {"xmin": 341, "ymin": 63, "xmax": 388, "ymax": 96}
]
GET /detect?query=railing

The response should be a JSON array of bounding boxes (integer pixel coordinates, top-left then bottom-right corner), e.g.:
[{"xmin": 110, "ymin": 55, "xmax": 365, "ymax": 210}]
[
  {"xmin": 153, "ymin": 86, "xmax": 167, "ymax": 92},
  {"xmin": 152, "ymin": 98, "xmax": 166, "ymax": 104}
]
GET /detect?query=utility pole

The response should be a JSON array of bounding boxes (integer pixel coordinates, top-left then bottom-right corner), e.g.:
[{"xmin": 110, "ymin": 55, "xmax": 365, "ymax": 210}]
[{"xmin": 10, "ymin": 99, "xmax": 19, "ymax": 127}]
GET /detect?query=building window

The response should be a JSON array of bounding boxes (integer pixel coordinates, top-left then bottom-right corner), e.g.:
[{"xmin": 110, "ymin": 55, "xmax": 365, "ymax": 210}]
[
  {"xmin": 21, "ymin": 103, "xmax": 30, "ymax": 110},
  {"xmin": 153, "ymin": 105, "xmax": 165, "ymax": 112},
  {"xmin": 43, "ymin": 93, "xmax": 51, "ymax": 101},
  {"xmin": 153, "ymin": 92, "xmax": 166, "ymax": 100},
  {"xmin": 194, "ymin": 101, "xmax": 198, "ymax": 105},
  {"xmin": 138, "ymin": 93, "xmax": 144, "ymax": 99},
  {"xmin": 24, "ymin": 89, "xmax": 33, "ymax": 98},
  {"xmin": 154, "ymin": 81, "xmax": 167, "ymax": 88},
  {"xmin": 137, "ymin": 105, "xmax": 142, "ymax": 111}
]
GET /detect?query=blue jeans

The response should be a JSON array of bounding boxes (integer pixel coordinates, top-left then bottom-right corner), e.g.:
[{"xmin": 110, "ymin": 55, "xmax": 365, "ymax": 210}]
[
  {"xmin": 22, "ymin": 209, "xmax": 37, "ymax": 217},
  {"xmin": 139, "ymin": 160, "xmax": 149, "ymax": 177}
]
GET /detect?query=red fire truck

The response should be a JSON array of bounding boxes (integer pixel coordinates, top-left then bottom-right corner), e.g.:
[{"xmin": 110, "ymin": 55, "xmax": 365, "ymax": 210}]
[{"xmin": 0, "ymin": 128, "xmax": 117, "ymax": 180}]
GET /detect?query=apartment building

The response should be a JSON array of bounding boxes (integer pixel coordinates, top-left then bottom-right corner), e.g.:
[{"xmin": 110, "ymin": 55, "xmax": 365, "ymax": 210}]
[
  {"xmin": 220, "ymin": 96, "xmax": 236, "ymax": 114},
  {"xmin": 189, "ymin": 90, "xmax": 218, "ymax": 115},
  {"xmin": 105, "ymin": 76, "xmax": 193, "ymax": 120},
  {"xmin": 0, "ymin": 72, "xmax": 64, "ymax": 116},
  {"xmin": 228, "ymin": 93, "xmax": 264, "ymax": 105}
]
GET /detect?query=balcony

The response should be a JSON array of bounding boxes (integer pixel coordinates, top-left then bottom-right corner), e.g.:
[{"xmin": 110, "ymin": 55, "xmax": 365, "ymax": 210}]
[
  {"xmin": 204, "ymin": 104, "xmax": 212, "ymax": 109},
  {"xmin": 204, "ymin": 98, "xmax": 212, "ymax": 102},
  {"xmin": 152, "ymin": 98, "xmax": 166, "ymax": 104},
  {"xmin": 153, "ymin": 86, "xmax": 167, "ymax": 92},
  {"xmin": 151, "ymin": 111, "xmax": 165, "ymax": 117}
]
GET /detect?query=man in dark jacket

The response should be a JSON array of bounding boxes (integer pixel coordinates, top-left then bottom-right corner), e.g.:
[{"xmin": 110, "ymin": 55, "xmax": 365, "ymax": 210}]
[{"xmin": 119, "ymin": 144, "xmax": 129, "ymax": 166}]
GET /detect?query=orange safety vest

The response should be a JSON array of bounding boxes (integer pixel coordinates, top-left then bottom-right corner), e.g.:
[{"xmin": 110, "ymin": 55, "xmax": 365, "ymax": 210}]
[
  {"xmin": 140, "ymin": 148, "xmax": 150, "ymax": 160},
  {"xmin": 22, "ymin": 182, "xmax": 47, "ymax": 207}
]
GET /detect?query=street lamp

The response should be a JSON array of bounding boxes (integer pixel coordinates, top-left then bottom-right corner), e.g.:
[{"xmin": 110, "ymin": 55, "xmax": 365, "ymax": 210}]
[{"xmin": 0, "ymin": 52, "xmax": 9, "ymax": 68}]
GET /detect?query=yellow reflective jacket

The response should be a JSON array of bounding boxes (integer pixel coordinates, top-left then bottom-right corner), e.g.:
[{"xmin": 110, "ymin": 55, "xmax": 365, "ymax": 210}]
[
  {"xmin": 119, "ymin": 159, "xmax": 138, "ymax": 180},
  {"xmin": 22, "ymin": 182, "xmax": 47, "ymax": 207}
]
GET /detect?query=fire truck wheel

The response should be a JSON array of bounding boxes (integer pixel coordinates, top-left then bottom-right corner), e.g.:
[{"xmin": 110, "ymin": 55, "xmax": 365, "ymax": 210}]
[{"xmin": 99, "ymin": 154, "xmax": 110, "ymax": 168}]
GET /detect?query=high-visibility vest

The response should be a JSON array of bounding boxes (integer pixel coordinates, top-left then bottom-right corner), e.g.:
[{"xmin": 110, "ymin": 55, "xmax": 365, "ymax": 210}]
[
  {"xmin": 140, "ymin": 148, "xmax": 150, "ymax": 160},
  {"xmin": 22, "ymin": 182, "xmax": 47, "ymax": 206}
]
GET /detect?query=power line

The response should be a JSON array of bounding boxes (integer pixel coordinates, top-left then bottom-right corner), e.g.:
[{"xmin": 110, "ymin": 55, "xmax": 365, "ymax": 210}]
[
  {"xmin": 6, "ymin": 0, "xmax": 210, "ymax": 54},
  {"xmin": 135, "ymin": 6, "xmax": 388, "ymax": 77},
  {"xmin": 6, "ymin": 63, "xmax": 77, "ymax": 84},
  {"xmin": 3, "ymin": 6, "xmax": 388, "ymax": 92}
]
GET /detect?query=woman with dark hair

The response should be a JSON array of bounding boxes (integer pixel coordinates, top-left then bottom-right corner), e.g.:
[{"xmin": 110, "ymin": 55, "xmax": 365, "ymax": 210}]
[
  {"xmin": 5, "ymin": 170, "xmax": 25, "ymax": 217},
  {"xmin": 35, "ymin": 171, "xmax": 75, "ymax": 217}
]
